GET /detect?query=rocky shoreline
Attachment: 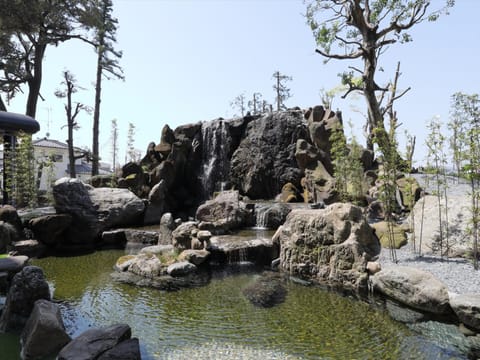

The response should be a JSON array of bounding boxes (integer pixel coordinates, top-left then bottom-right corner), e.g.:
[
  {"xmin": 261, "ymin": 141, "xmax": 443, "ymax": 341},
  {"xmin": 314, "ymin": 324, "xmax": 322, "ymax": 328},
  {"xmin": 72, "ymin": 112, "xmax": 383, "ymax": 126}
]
[{"xmin": 379, "ymin": 243, "xmax": 480, "ymax": 296}]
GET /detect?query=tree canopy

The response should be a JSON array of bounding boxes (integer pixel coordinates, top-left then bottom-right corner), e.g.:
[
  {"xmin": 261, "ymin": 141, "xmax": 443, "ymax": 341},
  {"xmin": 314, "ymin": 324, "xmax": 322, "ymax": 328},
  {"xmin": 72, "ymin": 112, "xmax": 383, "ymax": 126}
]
[
  {"xmin": 306, "ymin": 0, "xmax": 454, "ymax": 153},
  {"xmin": 0, "ymin": 0, "xmax": 94, "ymax": 117}
]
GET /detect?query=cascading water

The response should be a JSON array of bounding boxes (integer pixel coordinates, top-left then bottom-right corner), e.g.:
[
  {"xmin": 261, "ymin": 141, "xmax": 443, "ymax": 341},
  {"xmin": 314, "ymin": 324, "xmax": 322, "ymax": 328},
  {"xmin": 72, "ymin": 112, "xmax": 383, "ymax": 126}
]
[
  {"xmin": 254, "ymin": 204, "xmax": 270, "ymax": 229},
  {"xmin": 199, "ymin": 119, "xmax": 231, "ymax": 199}
]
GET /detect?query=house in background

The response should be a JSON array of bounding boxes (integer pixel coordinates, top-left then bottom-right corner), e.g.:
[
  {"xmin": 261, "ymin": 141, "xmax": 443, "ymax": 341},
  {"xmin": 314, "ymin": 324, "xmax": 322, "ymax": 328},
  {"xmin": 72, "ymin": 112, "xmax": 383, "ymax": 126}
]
[{"xmin": 33, "ymin": 138, "xmax": 111, "ymax": 191}]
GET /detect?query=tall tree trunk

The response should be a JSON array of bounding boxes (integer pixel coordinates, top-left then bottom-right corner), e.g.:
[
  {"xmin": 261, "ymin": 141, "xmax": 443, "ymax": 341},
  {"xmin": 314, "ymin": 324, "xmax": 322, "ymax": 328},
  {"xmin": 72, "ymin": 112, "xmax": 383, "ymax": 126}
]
[
  {"xmin": 92, "ymin": 49, "xmax": 102, "ymax": 176},
  {"xmin": 26, "ymin": 44, "xmax": 46, "ymax": 118},
  {"xmin": 66, "ymin": 87, "xmax": 76, "ymax": 178}
]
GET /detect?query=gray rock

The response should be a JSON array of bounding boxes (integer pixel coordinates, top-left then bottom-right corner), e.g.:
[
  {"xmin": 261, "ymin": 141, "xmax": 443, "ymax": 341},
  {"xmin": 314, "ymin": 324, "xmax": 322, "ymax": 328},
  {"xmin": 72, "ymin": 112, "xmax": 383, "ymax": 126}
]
[
  {"xmin": 279, "ymin": 203, "xmax": 380, "ymax": 293},
  {"xmin": 140, "ymin": 244, "xmax": 174, "ymax": 255},
  {"xmin": 412, "ymin": 194, "xmax": 472, "ymax": 257},
  {"xmin": 450, "ymin": 294, "xmax": 480, "ymax": 332},
  {"xmin": 28, "ymin": 214, "xmax": 72, "ymax": 246},
  {"xmin": 11, "ymin": 240, "xmax": 46, "ymax": 258},
  {"xmin": 0, "ymin": 205, "xmax": 23, "ymax": 238},
  {"xmin": 20, "ymin": 299, "xmax": 70, "ymax": 359},
  {"xmin": 159, "ymin": 213, "xmax": 175, "ymax": 245},
  {"xmin": 57, "ymin": 324, "xmax": 132, "ymax": 360},
  {"xmin": 124, "ymin": 229, "xmax": 158, "ymax": 245},
  {"xmin": 371, "ymin": 266, "xmax": 450, "ymax": 314},
  {"xmin": 0, "ymin": 266, "xmax": 50, "ymax": 332},
  {"xmin": 167, "ymin": 261, "xmax": 197, "ymax": 276},
  {"xmin": 196, "ymin": 191, "xmax": 250, "ymax": 233},
  {"xmin": 0, "ymin": 221, "xmax": 17, "ymax": 253},
  {"xmin": 53, "ymin": 178, "xmax": 145, "ymax": 246},
  {"xmin": 243, "ymin": 272, "xmax": 286, "ymax": 308},
  {"xmin": 128, "ymin": 253, "xmax": 163, "ymax": 278},
  {"xmin": 172, "ymin": 221, "xmax": 198, "ymax": 250},
  {"xmin": 0, "ymin": 255, "xmax": 29, "ymax": 275},
  {"xmin": 178, "ymin": 249, "xmax": 210, "ymax": 266},
  {"xmin": 196, "ymin": 230, "xmax": 212, "ymax": 242},
  {"xmin": 97, "ymin": 338, "xmax": 141, "ymax": 360},
  {"xmin": 101, "ymin": 229, "xmax": 127, "ymax": 248},
  {"xmin": 148, "ymin": 179, "xmax": 167, "ymax": 204}
]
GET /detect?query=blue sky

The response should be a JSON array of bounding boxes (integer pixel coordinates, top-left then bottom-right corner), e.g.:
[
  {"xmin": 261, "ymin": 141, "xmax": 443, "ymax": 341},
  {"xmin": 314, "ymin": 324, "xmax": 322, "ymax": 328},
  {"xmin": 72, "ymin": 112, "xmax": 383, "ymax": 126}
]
[{"xmin": 6, "ymin": 0, "xmax": 480, "ymax": 167}]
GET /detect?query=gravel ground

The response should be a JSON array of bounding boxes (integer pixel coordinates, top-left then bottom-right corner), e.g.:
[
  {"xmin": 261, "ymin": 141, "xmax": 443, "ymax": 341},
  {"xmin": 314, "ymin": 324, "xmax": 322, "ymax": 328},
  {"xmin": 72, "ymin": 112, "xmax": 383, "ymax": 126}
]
[{"xmin": 379, "ymin": 242, "xmax": 480, "ymax": 295}]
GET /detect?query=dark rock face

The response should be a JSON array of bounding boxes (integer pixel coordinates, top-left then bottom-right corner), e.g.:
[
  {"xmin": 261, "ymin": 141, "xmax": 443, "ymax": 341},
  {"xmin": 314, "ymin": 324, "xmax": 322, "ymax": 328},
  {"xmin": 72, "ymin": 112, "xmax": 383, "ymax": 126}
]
[
  {"xmin": 0, "ymin": 221, "xmax": 17, "ymax": 253},
  {"xmin": 279, "ymin": 203, "xmax": 380, "ymax": 294},
  {"xmin": 57, "ymin": 324, "xmax": 135, "ymax": 360},
  {"xmin": 97, "ymin": 338, "xmax": 141, "ymax": 360},
  {"xmin": 242, "ymin": 272, "xmax": 287, "ymax": 308},
  {"xmin": 20, "ymin": 299, "xmax": 71, "ymax": 359},
  {"xmin": 0, "ymin": 205, "xmax": 23, "ymax": 238},
  {"xmin": 0, "ymin": 266, "xmax": 51, "ymax": 332},
  {"xmin": 28, "ymin": 214, "xmax": 72, "ymax": 247},
  {"xmin": 230, "ymin": 111, "xmax": 307, "ymax": 199}
]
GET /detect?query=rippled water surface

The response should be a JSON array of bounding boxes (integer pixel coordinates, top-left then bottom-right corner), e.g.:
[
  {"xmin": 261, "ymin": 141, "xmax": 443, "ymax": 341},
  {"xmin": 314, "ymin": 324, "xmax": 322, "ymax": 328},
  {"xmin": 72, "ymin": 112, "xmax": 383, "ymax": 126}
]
[{"xmin": 0, "ymin": 250, "xmax": 468, "ymax": 359}]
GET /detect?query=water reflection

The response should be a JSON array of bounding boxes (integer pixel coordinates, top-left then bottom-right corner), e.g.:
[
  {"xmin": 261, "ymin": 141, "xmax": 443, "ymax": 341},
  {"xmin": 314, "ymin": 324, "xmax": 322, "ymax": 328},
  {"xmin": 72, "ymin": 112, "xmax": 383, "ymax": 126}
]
[{"xmin": 20, "ymin": 251, "xmax": 467, "ymax": 359}]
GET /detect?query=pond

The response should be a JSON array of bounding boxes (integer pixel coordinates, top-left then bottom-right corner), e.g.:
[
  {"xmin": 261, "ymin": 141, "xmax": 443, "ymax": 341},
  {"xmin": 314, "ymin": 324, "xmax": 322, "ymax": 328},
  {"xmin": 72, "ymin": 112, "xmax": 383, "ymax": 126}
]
[{"xmin": 0, "ymin": 250, "xmax": 470, "ymax": 359}]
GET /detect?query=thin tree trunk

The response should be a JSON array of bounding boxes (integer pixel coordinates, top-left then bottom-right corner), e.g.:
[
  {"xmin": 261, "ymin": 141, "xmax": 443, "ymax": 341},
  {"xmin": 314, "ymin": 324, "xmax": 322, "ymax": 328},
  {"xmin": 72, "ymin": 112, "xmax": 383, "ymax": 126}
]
[{"xmin": 92, "ymin": 49, "xmax": 103, "ymax": 176}]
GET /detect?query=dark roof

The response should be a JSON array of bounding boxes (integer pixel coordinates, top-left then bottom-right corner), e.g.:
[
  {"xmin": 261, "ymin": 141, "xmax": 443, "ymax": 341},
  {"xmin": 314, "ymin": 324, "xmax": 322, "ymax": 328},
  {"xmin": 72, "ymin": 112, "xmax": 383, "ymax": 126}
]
[{"xmin": 0, "ymin": 111, "xmax": 40, "ymax": 135}]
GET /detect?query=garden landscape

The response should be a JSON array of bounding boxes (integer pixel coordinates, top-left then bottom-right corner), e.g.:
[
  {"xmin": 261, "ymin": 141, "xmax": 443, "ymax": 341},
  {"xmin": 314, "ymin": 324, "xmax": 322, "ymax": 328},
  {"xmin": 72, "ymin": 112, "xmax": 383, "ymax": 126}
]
[{"xmin": 0, "ymin": 1, "xmax": 479, "ymax": 359}]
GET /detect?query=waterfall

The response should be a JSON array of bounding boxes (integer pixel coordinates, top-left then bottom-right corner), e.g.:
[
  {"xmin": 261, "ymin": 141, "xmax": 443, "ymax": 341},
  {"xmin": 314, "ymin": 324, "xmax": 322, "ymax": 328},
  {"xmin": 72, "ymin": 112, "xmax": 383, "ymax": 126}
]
[
  {"xmin": 200, "ymin": 119, "xmax": 231, "ymax": 199},
  {"xmin": 254, "ymin": 204, "xmax": 270, "ymax": 229}
]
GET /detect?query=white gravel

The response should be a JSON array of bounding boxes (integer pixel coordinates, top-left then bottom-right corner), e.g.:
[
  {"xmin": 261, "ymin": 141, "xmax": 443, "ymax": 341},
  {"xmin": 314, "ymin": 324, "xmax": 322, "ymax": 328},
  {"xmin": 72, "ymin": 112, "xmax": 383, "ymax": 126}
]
[{"xmin": 379, "ymin": 242, "xmax": 480, "ymax": 295}]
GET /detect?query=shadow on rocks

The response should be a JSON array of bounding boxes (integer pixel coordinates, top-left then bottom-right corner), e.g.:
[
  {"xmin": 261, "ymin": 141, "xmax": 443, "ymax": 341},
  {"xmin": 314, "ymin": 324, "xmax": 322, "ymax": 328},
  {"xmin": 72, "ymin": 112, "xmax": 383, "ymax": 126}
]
[{"xmin": 242, "ymin": 272, "xmax": 287, "ymax": 308}]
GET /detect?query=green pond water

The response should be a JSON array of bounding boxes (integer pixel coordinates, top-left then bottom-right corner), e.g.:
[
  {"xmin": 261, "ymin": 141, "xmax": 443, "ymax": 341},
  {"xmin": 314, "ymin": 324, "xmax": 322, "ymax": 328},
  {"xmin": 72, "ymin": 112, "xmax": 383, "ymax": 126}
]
[{"xmin": 0, "ymin": 250, "xmax": 469, "ymax": 359}]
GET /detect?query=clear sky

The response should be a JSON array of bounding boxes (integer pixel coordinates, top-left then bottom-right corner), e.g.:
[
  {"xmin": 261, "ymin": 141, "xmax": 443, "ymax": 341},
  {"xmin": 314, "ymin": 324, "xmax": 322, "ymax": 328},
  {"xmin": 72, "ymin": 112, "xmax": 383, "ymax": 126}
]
[{"xmin": 6, "ymin": 0, "xmax": 480, "ymax": 168}]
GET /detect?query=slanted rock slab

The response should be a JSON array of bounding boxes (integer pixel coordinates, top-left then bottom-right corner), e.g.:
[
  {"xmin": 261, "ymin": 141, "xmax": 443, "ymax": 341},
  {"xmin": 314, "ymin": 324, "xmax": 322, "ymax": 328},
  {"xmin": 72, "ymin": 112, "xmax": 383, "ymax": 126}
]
[
  {"xmin": 178, "ymin": 250, "xmax": 210, "ymax": 266},
  {"xmin": 450, "ymin": 294, "xmax": 480, "ymax": 332},
  {"xmin": 167, "ymin": 261, "xmax": 196, "ymax": 276},
  {"xmin": 97, "ymin": 338, "xmax": 141, "ymax": 360},
  {"xmin": 21, "ymin": 299, "xmax": 71, "ymax": 360},
  {"xmin": 57, "ymin": 324, "xmax": 132, "ymax": 360},
  {"xmin": 372, "ymin": 265, "xmax": 450, "ymax": 314}
]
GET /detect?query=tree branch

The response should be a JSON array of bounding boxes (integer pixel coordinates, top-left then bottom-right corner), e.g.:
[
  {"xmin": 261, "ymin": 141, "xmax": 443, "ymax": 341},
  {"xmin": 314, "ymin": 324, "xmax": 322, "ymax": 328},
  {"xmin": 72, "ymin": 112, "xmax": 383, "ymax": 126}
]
[{"xmin": 315, "ymin": 47, "xmax": 363, "ymax": 60}]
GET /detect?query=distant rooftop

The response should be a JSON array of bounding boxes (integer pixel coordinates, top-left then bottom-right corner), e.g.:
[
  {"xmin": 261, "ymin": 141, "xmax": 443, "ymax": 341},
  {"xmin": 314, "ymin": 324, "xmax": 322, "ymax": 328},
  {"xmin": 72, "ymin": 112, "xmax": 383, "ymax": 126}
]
[{"xmin": 33, "ymin": 138, "xmax": 68, "ymax": 149}]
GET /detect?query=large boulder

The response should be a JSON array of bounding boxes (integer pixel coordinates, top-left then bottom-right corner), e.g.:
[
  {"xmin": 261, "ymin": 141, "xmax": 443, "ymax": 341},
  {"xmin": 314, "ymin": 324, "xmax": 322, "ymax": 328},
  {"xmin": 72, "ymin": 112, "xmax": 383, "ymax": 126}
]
[
  {"xmin": 279, "ymin": 203, "xmax": 380, "ymax": 293},
  {"xmin": 412, "ymin": 194, "xmax": 471, "ymax": 257},
  {"xmin": 20, "ymin": 299, "xmax": 71, "ymax": 359},
  {"xmin": 172, "ymin": 221, "xmax": 198, "ymax": 250},
  {"xmin": 53, "ymin": 178, "xmax": 145, "ymax": 247},
  {"xmin": 0, "ymin": 205, "xmax": 23, "ymax": 237},
  {"xmin": 254, "ymin": 203, "xmax": 291, "ymax": 229},
  {"xmin": 195, "ymin": 191, "xmax": 250, "ymax": 233},
  {"xmin": 450, "ymin": 294, "xmax": 480, "ymax": 332},
  {"xmin": 242, "ymin": 272, "xmax": 287, "ymax": 308},
  {"xmin": 0, "ymin": 221, "xmax": 17, "ymax": 253},
  {"xmin": 371, "ymin": 266, "xmax": 450, "ymax": 314},
  {"xmin": 28, "ymin": 214, "xmax": 72, "ymax": 247},
  {"xmin": 0, "ymin": 266, "xmax": 51, "ymax": 332},
  {"xmin": 97, "ymin": 338, "xmax": 141, "ymax": 360},
  {"xmin": 370, "ymin": 221, "xmax": 408, "ymax": 249},
  {"xmin": 230, "ymin": 111, "xmax": 307, "ymax": 199},
  {"xmin": 127, "ymin": 253, "xmax": 163, "ymax": 278},
  {"xmin": 57, "ymin": 324, "xmax": 134, "ymax": 360}
]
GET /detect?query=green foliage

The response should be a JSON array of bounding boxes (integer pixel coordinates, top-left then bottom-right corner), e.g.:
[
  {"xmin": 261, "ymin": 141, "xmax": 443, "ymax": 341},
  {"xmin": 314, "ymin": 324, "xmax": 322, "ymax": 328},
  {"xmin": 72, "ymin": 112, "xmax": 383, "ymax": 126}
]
[
  {"xmin": 426, "ymin": 116, "xmax": 450, "ymax": 258},
  {"xmin": 4, "ymin": 132, "xmax": 37, "ymax": 208},
  {"xmin": 330, "ymin": 121, "xmax": 365, "ymax": 203}
]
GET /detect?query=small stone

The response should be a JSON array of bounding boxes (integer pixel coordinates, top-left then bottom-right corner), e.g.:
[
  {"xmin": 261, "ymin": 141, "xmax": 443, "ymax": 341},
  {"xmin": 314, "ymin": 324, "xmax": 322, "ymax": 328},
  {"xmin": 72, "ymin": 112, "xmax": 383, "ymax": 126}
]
[
  {"xmin": 167, "ymin": 261, "xmax": 196, "ymax": 277},
  {"xmin": 366, "ymin": 261, "xmax": 381, "ymax": 275}
]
